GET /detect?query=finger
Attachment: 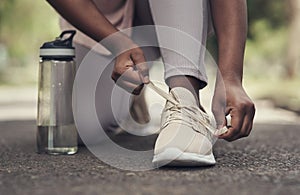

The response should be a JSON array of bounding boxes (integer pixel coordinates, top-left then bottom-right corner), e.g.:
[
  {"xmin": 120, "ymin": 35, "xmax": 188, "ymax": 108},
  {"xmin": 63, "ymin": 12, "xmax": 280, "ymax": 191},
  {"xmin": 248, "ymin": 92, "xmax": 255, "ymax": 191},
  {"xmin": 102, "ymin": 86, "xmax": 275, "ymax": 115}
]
[
  {"xmin": 112, "ymin": 65, "xmax": 144, "ymax": 86},
  {"xmin": 216, "ymin": 115, "xmax": 232, "ymax": 136},
  {"xmin": 228, "ymin": 118, "xmax": 249, "ymax": 141},
  {"xmin": 237, "ymin": 115, "xmax": 252, "ymax": 139},
  {"xmin": 113, "ymin": 57, "xmax": 143, "ymax": 83},
  {"xmin": 121, "ymin": 67, "xmax": 144, "ymax": 85},
  {"xmin": 219, "ymin": 110, "xmax": 245, "ymax": 141},
  {"xmin": 247, "ymin": 106, "xmax": 255, "ymax": 135},
  {"xmin": 236, "ymin": 105, "xmax": 255, "ymax": 139},
  {"xmin": 115, "ymin": 79, "xmax": 144, "ymax": 95},
  {"xmin": 246, "ymin": 122, "xmax": 253, "ymax": 137},
  {"xmin": 130, "ymin": 51, "xmax": 149, "ymax": 84},
  {"xmin": 239, "ymin": 110, "xmax": 255, "ymax": 139}
]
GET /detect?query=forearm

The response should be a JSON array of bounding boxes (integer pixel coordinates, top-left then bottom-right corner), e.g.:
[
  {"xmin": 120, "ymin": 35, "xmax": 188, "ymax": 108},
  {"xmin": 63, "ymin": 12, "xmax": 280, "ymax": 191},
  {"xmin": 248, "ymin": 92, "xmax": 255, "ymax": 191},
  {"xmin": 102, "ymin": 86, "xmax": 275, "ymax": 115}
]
[
  {"xmin": 210, "ymin": 0, "xmax": 248, "ymax": 85},
  {"xmin": 46, "ymin": 0, "xmax": 132, "ymax": 53}
]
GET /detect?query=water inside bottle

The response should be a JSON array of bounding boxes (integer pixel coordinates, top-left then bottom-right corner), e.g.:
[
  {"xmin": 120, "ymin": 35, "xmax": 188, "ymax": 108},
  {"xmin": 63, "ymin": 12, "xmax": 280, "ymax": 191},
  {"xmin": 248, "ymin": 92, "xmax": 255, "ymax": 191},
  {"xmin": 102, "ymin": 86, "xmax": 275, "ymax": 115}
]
[{"xmin": 37, "ymin": 124, "xmax": 78, "ymax": 155}]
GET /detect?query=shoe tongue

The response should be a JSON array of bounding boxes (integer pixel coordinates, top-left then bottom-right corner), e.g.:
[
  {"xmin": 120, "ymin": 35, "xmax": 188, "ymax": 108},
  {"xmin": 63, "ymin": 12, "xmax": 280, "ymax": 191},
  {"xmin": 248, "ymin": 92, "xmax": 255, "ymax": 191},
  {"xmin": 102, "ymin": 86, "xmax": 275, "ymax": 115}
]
[{"xmin": 170, "ymin": 87, "xmax": 198, "ymax": 106}]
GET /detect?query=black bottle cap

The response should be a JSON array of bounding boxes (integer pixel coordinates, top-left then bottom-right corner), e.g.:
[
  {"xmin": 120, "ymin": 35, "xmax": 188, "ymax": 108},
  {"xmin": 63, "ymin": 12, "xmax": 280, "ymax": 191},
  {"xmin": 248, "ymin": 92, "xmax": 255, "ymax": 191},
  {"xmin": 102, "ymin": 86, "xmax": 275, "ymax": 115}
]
[{"xmin": 40, "ymin": 30, "xmax": 76, "ymax": 60}]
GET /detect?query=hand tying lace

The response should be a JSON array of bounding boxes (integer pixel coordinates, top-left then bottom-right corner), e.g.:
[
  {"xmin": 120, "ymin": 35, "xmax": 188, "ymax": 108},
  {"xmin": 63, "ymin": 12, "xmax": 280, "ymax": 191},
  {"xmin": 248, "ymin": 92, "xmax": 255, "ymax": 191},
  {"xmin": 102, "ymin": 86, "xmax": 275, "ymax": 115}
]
[{"xmin": 146, "ymin": 81, "xmax": 228, "ymax": 139}]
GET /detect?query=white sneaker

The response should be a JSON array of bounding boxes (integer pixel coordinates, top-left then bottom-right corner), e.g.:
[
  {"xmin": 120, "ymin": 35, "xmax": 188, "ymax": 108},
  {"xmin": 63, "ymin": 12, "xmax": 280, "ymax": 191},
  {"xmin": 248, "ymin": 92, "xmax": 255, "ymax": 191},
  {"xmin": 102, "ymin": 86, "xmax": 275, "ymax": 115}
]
[{"xmin": 152, "ymin": 87, "xmax": 217, "ymax": 167}]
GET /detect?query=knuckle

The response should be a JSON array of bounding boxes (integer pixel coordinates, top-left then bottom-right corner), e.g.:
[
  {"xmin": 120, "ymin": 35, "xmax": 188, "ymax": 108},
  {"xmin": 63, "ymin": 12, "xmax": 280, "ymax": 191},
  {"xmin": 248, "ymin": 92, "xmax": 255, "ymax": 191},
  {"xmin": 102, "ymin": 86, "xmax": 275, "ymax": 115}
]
[
  {"xmin": 238, "ymin": 100, "xmax": 255, "ymax": 111},
  {"xmin": 246, "ymin": 101, "xmax": 254, "ymax": 108},
  {"xmin": 131, "ymin": 51, "xmax": 139, "ymax": 57},
  {"xmin": 133, "ymin": 47, "xmax": 143, "ymax": 53},
  {"xmin": 238, "ymin": 102, "xmax": 248, "ymax": 109},
  {"xmin": 246, "ymin": 102, "xmax": 256, "ymax": 114},
  {"xmin": 131, "ymin": 50, "xmax": 143, "ymax": 59}
]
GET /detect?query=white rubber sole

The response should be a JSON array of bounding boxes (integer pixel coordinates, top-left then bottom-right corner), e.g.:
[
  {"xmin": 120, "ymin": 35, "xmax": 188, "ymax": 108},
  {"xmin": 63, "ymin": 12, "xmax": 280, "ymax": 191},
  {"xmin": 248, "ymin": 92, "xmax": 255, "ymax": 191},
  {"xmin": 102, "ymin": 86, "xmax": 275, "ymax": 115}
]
[{"xmin": 152, "ymin": 148, "xmax": 216, "ymax": 167}]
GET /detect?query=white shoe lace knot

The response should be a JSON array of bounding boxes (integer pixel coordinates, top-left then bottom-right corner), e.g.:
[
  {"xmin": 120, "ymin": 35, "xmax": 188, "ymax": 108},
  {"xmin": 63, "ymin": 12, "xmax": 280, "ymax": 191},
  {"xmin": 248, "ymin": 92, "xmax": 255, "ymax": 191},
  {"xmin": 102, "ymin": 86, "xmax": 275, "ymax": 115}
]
[{"xmin": 147, "ymin": 82, "xmax": 228, "ymax": 139}]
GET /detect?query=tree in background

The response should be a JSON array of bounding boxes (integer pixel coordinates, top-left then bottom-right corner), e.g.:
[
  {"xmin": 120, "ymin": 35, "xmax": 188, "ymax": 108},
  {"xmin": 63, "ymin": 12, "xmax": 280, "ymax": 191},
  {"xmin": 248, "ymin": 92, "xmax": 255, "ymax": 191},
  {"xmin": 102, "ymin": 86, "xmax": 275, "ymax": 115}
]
[
  {"xmin": 0, "ymin": 0, "xmax": 14, "ymax": 78},
  {"xmin": 286, "ymin": 0, "xmax": 300, "ymax": 79},
  {"xmin": 0, "ymin": 0, "xmax": 59, "ymax": 84},
  {"xmin": 0, "ymin": 0, "xmax": 298, "ymax": 84}
]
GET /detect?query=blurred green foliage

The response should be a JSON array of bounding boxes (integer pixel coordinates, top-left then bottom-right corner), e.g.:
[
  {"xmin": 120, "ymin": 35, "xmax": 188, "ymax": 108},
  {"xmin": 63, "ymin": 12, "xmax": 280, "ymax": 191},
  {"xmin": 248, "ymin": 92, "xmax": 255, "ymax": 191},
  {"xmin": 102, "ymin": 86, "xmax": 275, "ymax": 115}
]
[
  {"xmin": 245, "ymin": 0, "xmax": 292, "ymax": 79},
  {"xmin": 207, "ymin": 0, "xmax": 291, "ymax": 79},
  {"xmin": 0, "ymin": 0, "xmax": 294, "ymax": 85},
  {"xmin": 247, "ymin": 0, "xmax": 289, "ymax": 36},
  {"xmin": 0, "ymin": 0, "xmax": 59, "ymax": 85}
]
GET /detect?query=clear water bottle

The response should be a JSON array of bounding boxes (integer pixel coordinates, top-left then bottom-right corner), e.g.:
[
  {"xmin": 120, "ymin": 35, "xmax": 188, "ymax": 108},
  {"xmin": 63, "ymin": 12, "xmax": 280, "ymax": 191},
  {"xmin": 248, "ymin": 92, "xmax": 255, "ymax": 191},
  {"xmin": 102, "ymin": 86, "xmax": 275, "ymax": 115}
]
[{"xmin": 37, "ymin": 30, "xmax": 77, "ymax": 155}]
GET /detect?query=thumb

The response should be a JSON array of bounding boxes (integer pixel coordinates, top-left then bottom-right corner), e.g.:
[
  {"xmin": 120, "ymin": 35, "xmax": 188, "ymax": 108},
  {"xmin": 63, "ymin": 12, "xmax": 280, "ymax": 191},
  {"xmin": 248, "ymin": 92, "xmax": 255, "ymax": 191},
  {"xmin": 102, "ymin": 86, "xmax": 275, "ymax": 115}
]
[
  {"xmin": 131, "ymin": 51, "xmax": 150, "ymax": 84},
  {"xmin": 212, "ymin": 107, "xmax": 226, "ymax": 129}
]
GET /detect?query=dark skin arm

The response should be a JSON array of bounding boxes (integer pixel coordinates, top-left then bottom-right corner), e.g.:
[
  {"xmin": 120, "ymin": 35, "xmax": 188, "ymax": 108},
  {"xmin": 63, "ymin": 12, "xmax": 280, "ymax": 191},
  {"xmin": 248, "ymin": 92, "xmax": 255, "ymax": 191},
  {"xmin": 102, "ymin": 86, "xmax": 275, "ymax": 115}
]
[
  {"xmin": 46, "ymin": 0, "xmax": 149, "ymax": 94},
  {"xmin": 210, "ymin": 0, "xmax": 256, "ymax": 141},
  {"xmin": 211, "ymin": 0, "xmax": 255, "ymax": 141}
]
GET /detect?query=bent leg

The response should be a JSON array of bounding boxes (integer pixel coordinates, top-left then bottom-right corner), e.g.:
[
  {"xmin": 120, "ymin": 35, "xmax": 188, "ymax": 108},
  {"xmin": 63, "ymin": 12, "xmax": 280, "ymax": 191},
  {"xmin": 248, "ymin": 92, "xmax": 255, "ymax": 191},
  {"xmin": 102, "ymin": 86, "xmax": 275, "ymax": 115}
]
[
  {"xmin": 75, "ymin": 44, "xmax": 130, "ymax": 145},
  {"xmin": 149, "ymin": 0, "xmax": 212, "ymax": 100}
]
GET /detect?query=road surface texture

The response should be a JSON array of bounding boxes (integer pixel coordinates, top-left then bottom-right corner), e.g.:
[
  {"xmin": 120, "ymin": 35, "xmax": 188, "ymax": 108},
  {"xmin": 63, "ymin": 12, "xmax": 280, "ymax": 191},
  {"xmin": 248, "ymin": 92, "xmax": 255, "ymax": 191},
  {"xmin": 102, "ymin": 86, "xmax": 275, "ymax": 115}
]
[{"xmin": 0, "ymin": 120, "xmax": 299, "ymax": 195}]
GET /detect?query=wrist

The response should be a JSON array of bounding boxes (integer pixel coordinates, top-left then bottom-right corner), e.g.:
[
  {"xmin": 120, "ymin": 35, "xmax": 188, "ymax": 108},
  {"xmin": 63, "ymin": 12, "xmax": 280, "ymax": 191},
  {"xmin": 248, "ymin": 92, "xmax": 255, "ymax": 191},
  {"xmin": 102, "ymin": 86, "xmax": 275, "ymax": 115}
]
[
  {"xmin": 216, "ymin": 72, "xmax": 243, "ymax": 87},
  {"xmin": 223, "ymin": 76, "xmax": 242, "ymax": 87},
  {"xmin": 102, "ymin": 33, "xmax": 136, "ymax": 55}
]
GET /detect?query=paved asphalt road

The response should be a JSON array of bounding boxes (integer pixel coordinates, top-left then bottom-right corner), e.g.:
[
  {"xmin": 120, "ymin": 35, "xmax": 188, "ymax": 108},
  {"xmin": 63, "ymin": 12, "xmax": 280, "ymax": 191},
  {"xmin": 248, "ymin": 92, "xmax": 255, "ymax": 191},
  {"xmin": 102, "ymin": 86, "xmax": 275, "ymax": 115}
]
[{"xmin": 0, "ymin": 120, "xmax": 299, "ymax": 195}]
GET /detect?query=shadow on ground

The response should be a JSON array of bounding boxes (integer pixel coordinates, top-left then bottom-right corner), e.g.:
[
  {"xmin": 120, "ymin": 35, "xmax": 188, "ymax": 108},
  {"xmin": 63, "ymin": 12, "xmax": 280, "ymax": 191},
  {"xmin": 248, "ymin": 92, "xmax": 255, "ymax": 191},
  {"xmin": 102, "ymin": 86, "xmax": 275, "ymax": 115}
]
[{"xmin": 0, "ymin": 120, "xmax": 299, "ymax": 195}]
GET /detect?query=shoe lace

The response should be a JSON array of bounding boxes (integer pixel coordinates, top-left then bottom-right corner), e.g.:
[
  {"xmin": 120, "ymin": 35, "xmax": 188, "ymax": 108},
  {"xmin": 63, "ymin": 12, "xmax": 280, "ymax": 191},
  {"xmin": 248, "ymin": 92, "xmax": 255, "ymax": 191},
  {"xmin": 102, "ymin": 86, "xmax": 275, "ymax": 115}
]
[{"xmin": 147, "ymin": 81, "xmax": 228, "ymax": 137}]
